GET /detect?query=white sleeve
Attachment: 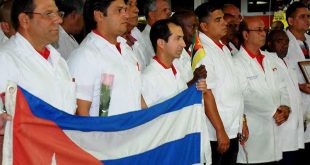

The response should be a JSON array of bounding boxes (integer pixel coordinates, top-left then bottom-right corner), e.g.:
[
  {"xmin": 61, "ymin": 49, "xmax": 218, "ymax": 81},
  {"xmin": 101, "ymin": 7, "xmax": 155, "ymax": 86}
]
[
  {"xmin": 197, "ymin": 51, "xmax": 218, "ymax": 90},
  {"xmin": 141, "ymin": 72, "xmax": 158, "ymax": 107},
  {"xmin": 67, "ymin": 50, "xmax": 97, "ymax": 101}
]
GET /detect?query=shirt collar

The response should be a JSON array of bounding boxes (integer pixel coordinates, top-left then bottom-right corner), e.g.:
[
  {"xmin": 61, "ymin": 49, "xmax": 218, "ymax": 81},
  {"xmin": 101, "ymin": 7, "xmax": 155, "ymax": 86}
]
[{"xmin": 153, "ymin": 56, "xmax": 177, "ymax": 76}]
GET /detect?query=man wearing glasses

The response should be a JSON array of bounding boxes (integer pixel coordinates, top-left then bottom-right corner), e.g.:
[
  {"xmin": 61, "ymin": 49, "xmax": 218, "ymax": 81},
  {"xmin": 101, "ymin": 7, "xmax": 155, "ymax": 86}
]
[
  {"xmin": 0, "ymin": 0, "xmax": 77, "ymax": 135},
  {"xmin": 285, "ymin": 2, "xmax": 310, "ymax": 165},
  {"xmin": 234, "ymin": 17, "xmax": 290, "ymax": 165}
]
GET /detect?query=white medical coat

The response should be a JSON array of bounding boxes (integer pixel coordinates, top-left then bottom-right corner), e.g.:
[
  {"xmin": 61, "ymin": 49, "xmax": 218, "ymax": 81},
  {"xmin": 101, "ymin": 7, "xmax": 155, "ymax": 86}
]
[
  {"xmin": 267, "ymin": 52, "xmax": 305, "ymax": 152},
  {"xmin": 141, "ymin": 24, "xmax": 155, "ymax": 60},
  {"xmin": 234, "ymin": 47, "xmax": 290, "ymax": 163},
  {"xmin": 53, "ymin": 26, "xmax": 79, "ymax": 60},
  {"xmin": 198, "ymin": 32, "xmax": 244, "ymax": 141},
  {"xmin": 130, "ymin": 27, "xmax": 151, "ymax": 69},
  {"xmin": 285, "ymin": 29, "xmax": 310, "ymax": 143},
  {"xmin": 68, "ymin": 32, "xmax": 141, "ymax": 116},
  {"xmin": 0, "ymin": 28, "xmax": 8, "ymax": 46},
  {"xmin": 0, "ymin": 33, "xmax": 76, "ymax": 114}
]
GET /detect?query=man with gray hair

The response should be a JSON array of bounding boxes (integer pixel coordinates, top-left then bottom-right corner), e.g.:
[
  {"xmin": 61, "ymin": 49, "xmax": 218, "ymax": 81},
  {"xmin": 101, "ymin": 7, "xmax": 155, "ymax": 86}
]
[{"xmin": 142, "ymin": 0, "xmax": 171, "ymax": 61}]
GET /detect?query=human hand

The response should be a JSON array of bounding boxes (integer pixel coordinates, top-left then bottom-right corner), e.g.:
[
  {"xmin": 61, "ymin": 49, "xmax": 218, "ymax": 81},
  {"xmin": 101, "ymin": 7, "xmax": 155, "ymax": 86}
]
[
  {"xmin": 273, "ymin": 105, "xmax": 290, "ymax": 126},
  {"xmin": 299, "ymin": 83, "xmax": 310, "ymax": 94},
  {"xmin": 0, "ymin": 113, "xmax": 11, "ymax": 135},
  {"xmin": 196, "ymin": 79, "xmax": 207, "ymax": 92},
  {"xmin": 216, "ymin": 129, "xmax": 230, "ymax": 154},
  {"xmin": 193, "ymin": 65, "xmax": 207, "ymax": 81},
  {"xmin": 239, "ymin": 119, "xmax": 249, "ymax": 145}
]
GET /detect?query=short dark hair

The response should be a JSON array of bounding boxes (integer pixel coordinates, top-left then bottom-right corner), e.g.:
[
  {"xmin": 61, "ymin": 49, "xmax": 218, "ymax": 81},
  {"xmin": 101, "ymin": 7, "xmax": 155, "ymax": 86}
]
[
  {"xmin": 286, "ymin": 2, "xmax": 307, "ymax": 23},
  {"xmin": 11, "ymin": 0, "xmax": 35, "ymax": 30},
  {"xmin": 83, "ymin": 0, "xmax": 115, "ymax": 33},
  {"xmin": 55, "ymin": 0, "xmax": 84, "ymax": 17},
  {"xmin": 0, "ymin": 0, "xmax": 13, "ymax": 22},
  {"xmin": 194, "ymin": 2, "xmax": 222, "ymax": 23},
  {"xmin": 170, "ymin": 10, "xmax": 196, "ymax": 25},
  {"xmin": 150, "ymin": 19, "xmax": 179, "ymax": 53},
  {"xmin": 238, "ymin": 20, "xmax": 249, "ymax": 44}
]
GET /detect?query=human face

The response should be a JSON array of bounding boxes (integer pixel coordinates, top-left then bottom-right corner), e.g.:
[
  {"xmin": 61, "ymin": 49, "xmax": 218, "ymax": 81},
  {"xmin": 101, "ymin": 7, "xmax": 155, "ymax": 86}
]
[
  {"xmin": 201, "ymin": 10, "xmax": 227, "ymax": 41},
  {"xmin": 223, "ymin": 5, "xmax": 242, "ymax": 26},
  {"xmin": 126, "ymin": 0, "xmax": 139, "ymax": 29},
  {"xmin": 71, "ymin": 13, "xmax": 84, "ymax": 35},
  {"xmin": 103, "ymin": 0, "xmax": 129, "ymax": 36},
  {"xmin": 270, "ymin": 31, "xmax": 289, "ymax": 59},
  {"xmin": 154, "ymin": 0, "xmax": 171, "ymax": 21},
  {"xmin": 245, "ymin": 18, "xmax": 267, "ymax": 49},
  {"xmin": 224, "ymin": 15, "xmax": 238, "ymax": 40},
  {"xmin": 289, "ymin": 7, "xmax": 310, "ymax": 33},
  {"xmin": 26, "ymin": 0, "xmax": 63, "ymax": 47},
  {"xmin": 180, "ymin": 15, "xmax": 198, "ymax": 48},
  {"xmin": 163, "ymin": 23, "xmax": 186, "ymax": 60}
]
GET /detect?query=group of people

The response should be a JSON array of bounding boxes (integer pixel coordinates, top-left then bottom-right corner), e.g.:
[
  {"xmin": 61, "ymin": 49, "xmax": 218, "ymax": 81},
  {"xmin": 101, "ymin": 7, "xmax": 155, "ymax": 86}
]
[{"xmin": 0, "ymin": 0, "xmax": 309, "ymax": 164}]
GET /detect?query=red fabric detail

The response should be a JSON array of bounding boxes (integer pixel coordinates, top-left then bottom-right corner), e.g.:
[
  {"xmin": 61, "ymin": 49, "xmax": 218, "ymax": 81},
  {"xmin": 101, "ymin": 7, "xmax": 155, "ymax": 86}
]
[
  {"xmin": 186, "ymin": 49, "xmax": 191, "ymax": 57},
  {"xmin": 93, "ymin": 30, "xmax": 121, "ymax": 55},
  {"xmin": 243, "ymin": 46, "xmax": 265, "ymax": 70},
  {"xmin": 36, "ymin": 48, "xmax": 50, "ymax": 60},
  {"xmin": 125, "ymin": 32, "xmax": 137, "ymax": 47},
  {"xmin": 115, "ymin": 42, "xmax": 122, "ymax": 55},
  {"xmin": 13, "ymin": 88, "xmax": 103, "ymax": 165},
  {"xmin": 0, "ymin": 93, "xmax": 4, "ymax": 104},
  {"xmin": 301, "ymin": 47, "xmax": 309, "ymax": 59},
  {"xmin": 213, "ymin": 40, "xmax": 224, "ymax": 50},
  {"xmin": 153, "ymin": 56, "xmax": 177, "ymax": 76}
]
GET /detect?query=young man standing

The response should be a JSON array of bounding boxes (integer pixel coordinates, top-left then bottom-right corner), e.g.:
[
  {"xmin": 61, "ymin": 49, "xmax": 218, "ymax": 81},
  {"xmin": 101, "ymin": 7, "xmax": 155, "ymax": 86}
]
[
  {"xmin": 285, "ymin": 2, "xmax": 310, "ymax": 164},
  {"xmin": 195, "ymin": 2, "xmax": 247, "ymax": 165},
  {"xmin": 68, "ymin": 0, "xmax": 144, "ymax": 116}
]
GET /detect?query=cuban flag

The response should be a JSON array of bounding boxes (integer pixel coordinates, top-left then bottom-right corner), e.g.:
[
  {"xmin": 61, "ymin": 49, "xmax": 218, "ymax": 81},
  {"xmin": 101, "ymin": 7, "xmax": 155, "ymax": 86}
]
[{"xmin": 2, "ymin": 82, "xmax": 211, "ymax": 165}]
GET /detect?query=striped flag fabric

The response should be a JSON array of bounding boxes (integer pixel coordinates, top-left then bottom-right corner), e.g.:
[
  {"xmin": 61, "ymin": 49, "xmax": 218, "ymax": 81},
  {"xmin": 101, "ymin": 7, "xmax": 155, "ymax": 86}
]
[
  {"xmin": 191, "ymin": 31, "xmax": 206, "ymax": 71},
  {"xmin": 2, "ymin": 82, "xmax": 211, "ymax": 165}
]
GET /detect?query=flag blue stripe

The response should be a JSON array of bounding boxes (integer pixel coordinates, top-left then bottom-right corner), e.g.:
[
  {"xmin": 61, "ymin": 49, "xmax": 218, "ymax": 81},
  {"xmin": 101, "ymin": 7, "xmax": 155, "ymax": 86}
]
[
  {"xmin": 20, "ymin": 84, "xmax": 202, "ymax": 132},
  {"xmin": 102, "ymin": 133, "xmax": 201, "ymax": 165}
]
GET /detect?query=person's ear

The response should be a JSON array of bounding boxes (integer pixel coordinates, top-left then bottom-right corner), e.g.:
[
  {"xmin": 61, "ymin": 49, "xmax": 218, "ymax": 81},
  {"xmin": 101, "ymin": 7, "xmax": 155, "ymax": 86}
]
[
  {"xmin": 0, "ymin": 22, "xmax": 10, "ymax": 33},
  {"xmin": 18, "ymin": 13, "xmax": 30, "ymax": 29},
  {"xmin": 242, "ymin": 31, "xmax": 248, "ymax": 41},
  {"xmin": 94, "ymin": 10, "xmax": 104, "ymax": 23},
  {"xmin": 199, "ymin": 22, "xmax": 208, "ymax": 33},
  {"xmin": 157, "ymin": 38, "xmax": 166, "ymax": 50},
  {"xmin": 287, "ymin": 17, "xmax": 294, "ymax": 26}
]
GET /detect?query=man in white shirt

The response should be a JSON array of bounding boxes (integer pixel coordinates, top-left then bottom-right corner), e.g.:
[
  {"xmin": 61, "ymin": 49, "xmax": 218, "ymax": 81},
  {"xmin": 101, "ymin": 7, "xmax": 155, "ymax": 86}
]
[
  {"xmin": 266, "ymin": 30, "xmax": 305, "ymax": 165},
  {"xmin": 285, "ymin": 2, "xmax": 310, "ymax": 164},
  {"xmin": 53, "ymin": 0, "xmax": 84, "ymax": 60},
  {"xmin": 68, "ymin": 0, "xmax": 145, "ymax": 117},
  {"xmin": 0, "ymin": 0, "xmax": 77, "ymax": 137},
  {"xmin": 122, "ymin": 0, "xmax": 149, "ymax": 70},
  {"xmin": 0, "ymin": 0, "xmax": 15, "ymax": 45},
  {"xmin": 222, "ymin": 4, "xmax": 242, "ymax": 54},
  {"xmin": 142, "ymin": 0, "xmax": 171, "ymax": 60},
  {"xmin": 235, "ymin": 17, "xmax": 290, "ymax": 164},
  {"xmin": 141, "ymin": 18, "xmax": 211, "ymax": 165},
  {"xmin": 195, "ymin": 2, "xmax": 247, "ymax": 165}
]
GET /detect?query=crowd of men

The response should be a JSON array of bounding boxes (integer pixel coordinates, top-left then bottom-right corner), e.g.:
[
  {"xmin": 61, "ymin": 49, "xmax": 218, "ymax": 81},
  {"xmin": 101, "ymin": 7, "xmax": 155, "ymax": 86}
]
[{"xmin": 0, "ymin": 0, "xmax": 309, "ymax": 164}]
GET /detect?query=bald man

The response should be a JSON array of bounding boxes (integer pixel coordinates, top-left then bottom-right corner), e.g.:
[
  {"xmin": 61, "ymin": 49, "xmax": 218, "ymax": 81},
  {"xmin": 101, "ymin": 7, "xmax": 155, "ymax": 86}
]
[{"xmin": 234, "ymin": 17, "xmax": 290, "ymax": 165}]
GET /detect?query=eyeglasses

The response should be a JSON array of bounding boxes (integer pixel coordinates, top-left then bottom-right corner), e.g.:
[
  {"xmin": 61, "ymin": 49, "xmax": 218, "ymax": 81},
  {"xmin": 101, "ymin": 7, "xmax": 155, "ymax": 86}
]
[
  {"xmin": 246, "ymin": 28, "xmax": 269, "ymax": 33},
  {"xmin": 24, "ymin": 11, "xmax": 65, "ymax": 19}
]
